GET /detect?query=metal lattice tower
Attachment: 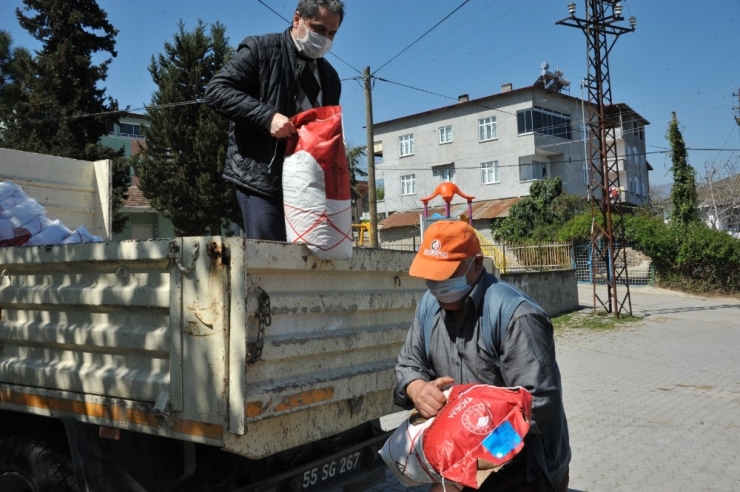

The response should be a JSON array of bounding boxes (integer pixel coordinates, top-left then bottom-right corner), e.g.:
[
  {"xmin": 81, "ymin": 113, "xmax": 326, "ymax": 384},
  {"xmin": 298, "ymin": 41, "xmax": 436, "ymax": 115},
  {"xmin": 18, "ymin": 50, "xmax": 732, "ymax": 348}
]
[{"xmin": 557, "ymin": 1, "xmax": 635, "ymax": 317}]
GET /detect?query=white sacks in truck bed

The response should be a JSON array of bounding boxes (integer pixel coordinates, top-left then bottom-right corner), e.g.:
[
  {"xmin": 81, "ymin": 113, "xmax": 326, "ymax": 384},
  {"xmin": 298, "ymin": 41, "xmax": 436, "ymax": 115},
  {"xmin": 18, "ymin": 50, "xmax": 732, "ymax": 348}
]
[
  {"xmin": 282, "ymin": 106, "xmax": 352, "ymax": 260},
  {"xmin": 0, "ymin": 181, "xmax": 103, "ymax": 246}
]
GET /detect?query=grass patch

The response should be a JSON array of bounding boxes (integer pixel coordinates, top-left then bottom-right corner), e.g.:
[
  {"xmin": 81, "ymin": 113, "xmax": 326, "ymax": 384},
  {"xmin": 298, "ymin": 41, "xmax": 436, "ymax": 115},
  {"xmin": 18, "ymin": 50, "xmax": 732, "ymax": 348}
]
[{"xmin": 552, "ymin": 310, "xmax": 641, "ymax": 330}]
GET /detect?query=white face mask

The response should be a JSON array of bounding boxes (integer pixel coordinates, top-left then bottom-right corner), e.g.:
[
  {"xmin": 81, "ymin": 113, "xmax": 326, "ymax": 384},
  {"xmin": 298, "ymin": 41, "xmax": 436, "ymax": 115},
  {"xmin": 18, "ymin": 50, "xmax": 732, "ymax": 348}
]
[{"xmin": 294, "ymin": 20, "xmax": 333, "ymax": 59}]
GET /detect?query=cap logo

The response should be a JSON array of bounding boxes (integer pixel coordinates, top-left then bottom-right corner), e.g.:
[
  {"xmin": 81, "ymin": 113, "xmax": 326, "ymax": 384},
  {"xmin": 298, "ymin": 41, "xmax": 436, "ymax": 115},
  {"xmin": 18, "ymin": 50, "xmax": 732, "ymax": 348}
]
[{"xmin": 424, "ymin": 238, "xmax": 448, "ymax": 258}]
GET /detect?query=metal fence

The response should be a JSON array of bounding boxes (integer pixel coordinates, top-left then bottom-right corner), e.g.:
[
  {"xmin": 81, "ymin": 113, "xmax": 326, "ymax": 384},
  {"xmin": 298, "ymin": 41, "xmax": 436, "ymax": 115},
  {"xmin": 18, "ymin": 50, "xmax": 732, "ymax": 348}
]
[
  {"xmin": 483, "ymin": 241, "xmax": 574, "ymax": 273},
  {"xmin": 573, "ymin": 242, "xmax": 654, "ymax": 286}
]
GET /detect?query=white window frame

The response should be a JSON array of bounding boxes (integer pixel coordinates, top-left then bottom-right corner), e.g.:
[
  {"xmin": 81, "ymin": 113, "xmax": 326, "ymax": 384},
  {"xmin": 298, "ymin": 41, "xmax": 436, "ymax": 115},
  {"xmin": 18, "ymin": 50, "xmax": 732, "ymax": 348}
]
[
  {"xmin": 439, "ymin": 125, "xmax": 453, "ymax": 144},
  {"xmin": 520, "ymin": 160, "xmax": 548, "ymax": 181},
  {"xmin": 399, "ymin": 134, "xmax": 414, "ymax": 157},
  {"xmin": 478, "ymin": 116, "xmax": 497, "ymax": 142},
  {"xmin": 119, "ymin": 123, "xmax": 143, "ymax": 138},
  {"xmin": 401, "ymin": 174, "xmax": 416, "ymax": 196},
  {"xmin": 582, "ymin": 161, "xmax": 589, "ymax": 184},
  {"xmin": 481, "ymin": 161, "xmax": 499, "ymax": 185}
]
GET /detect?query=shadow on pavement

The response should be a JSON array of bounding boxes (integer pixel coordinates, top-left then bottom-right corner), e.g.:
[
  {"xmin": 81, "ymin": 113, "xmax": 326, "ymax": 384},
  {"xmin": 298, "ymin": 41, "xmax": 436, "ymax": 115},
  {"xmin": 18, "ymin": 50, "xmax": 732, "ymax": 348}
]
[{"xmin": 642, "ymin": 303, "xmax": 740, "ymax": 315}]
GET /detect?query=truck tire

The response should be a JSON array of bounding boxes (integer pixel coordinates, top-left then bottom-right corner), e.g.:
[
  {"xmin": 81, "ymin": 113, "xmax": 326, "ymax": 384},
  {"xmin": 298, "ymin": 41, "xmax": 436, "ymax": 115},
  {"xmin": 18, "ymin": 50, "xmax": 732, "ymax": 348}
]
[{"xmin": 0, "ymin": 436, "xmax": 78, "ymax": 492}]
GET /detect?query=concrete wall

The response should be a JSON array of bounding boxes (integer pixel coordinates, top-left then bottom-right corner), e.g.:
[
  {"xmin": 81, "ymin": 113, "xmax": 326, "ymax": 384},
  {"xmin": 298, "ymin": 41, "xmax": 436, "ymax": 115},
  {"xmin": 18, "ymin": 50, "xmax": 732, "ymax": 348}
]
[{"xmin": 501, "ymin": 269, "xmax": 579, "ymax": 316}]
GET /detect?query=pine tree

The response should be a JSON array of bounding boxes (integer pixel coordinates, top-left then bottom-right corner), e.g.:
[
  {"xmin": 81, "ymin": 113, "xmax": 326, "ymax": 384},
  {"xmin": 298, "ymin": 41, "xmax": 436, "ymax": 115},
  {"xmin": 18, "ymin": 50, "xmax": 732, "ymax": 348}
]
[
  {"xmin": 667, "ymin": 113, "xmax": 698, "ymax": 227},
  {"xmin": 0, "ymin": 2, "xmax": 130, "ymax": 233},
  {"xmin": 134, "ymin": 20, "xmax": 239, "ymax": 236},
  {"xmin": 345, "ymin": 143, "xmax": 368, "ymax": 200},
  {"xmin": 2, "ymin": 0, "xmax": 120, "ymax": 160},
  {"xmin": 0, "ymin": 31, "xmax": 31, "ymax": 114}
]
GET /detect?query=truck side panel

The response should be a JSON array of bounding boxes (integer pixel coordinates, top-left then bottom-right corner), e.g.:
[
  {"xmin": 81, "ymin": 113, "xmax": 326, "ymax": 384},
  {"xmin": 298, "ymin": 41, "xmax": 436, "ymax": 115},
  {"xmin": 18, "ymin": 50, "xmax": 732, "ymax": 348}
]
[
  {"xmin": 0, "ymin": 237, "xmax": 230, "ymax": 444},
  {"xmin": 0, "ymin": 148, "xmax": 112, "ymax": 239},
  {"xmin": 222, "ymin": 240, "xmax": 423, "ymax": 459}
]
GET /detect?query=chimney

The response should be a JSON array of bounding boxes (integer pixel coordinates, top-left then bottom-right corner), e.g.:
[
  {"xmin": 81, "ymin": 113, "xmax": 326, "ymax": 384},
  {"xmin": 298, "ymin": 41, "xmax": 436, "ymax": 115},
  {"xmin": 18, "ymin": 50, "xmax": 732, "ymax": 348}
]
[
  {"xmin": 458, "ymin": 94, "xmax": 469, "ymax": 103},
  {"xmin": 501, "ymin": 83, "xmax": 513, "ymax": 93}
]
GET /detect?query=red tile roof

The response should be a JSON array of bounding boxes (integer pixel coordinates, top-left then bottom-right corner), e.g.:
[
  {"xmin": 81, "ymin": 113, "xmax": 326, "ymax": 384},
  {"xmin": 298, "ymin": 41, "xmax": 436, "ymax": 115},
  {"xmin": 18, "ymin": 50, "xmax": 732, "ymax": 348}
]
[
  {"xmin": 123, "ymin": 184, "xmax": 151, "ymax": 208},
  {"xmin": 379, "ymin": 197, "xmax": 522, "ymax": 229}
]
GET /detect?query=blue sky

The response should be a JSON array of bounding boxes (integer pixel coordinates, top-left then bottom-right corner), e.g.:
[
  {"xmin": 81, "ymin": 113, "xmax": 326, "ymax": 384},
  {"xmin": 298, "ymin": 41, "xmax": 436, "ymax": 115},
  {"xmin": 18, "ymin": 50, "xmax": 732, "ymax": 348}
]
[{"xmin": 2, "ymin": 0, "xmax": 739, "ymax": 186}]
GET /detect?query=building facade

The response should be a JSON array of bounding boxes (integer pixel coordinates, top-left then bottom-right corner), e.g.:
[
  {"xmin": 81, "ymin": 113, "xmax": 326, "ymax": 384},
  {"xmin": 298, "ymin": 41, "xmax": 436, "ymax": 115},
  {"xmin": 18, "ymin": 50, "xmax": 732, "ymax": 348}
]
[
  {"xmin": 101, "ymin": 112, "xmax": 175, "ymax": 240},
  {"xmin": 372, "ymin": 84, "xmax": 651, "ymax": 221}
]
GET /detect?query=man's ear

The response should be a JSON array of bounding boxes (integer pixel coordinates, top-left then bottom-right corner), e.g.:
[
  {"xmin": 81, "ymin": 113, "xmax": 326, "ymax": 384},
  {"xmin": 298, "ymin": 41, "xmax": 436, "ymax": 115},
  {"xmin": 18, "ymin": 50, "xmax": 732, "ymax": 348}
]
[
  {"xmin": 475, "ymin": 254, "xmax": 484, "ymax": 269},
  {"xmin": 292, "ymin": 11, "xmax": 302, "ymax": 28}
]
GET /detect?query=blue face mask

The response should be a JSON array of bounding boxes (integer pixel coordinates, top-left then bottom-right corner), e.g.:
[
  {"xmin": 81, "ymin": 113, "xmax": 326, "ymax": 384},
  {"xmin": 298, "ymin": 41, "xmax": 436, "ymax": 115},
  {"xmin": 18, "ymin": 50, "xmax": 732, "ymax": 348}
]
[{"xmin": 426, "ymin": 260, "xmax": 475, "ymax": 304}]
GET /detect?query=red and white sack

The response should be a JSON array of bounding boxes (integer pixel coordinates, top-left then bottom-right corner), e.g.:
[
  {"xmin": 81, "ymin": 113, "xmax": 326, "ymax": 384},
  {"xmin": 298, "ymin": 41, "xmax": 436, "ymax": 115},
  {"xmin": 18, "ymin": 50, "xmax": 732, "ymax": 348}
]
[
  {"xmin": 422, "ymin": 384, "xmax": 532, "ymax": 489},
  {"xmin": 283, "ymin": 106, "xmax": 352, "ymax": 260}
]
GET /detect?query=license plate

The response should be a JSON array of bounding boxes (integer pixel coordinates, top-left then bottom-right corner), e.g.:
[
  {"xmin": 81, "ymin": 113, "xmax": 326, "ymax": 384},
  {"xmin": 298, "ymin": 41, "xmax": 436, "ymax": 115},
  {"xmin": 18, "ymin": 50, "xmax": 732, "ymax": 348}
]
[{"xmin": 299, "ymin": 448, "xmax": 365, "ymax": 490}]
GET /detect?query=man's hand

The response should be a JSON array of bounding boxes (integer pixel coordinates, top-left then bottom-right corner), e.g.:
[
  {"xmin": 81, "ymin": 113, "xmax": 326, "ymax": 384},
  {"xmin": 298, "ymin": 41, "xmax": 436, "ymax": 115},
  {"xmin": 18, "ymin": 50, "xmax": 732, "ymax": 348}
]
[
  {"xmin": 406, "ymin": 377, "xmax": 454, "ymax": 419},
  {"xmin": 269, "ymin": 113, "xmax": 296, "ymax": 139}
]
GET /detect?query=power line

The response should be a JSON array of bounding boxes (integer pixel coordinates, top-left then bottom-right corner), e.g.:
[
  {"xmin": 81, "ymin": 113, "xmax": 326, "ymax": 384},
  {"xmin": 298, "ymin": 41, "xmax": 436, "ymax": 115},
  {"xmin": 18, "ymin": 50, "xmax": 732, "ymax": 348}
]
[
  {"xmin": 6, "ymin": 100, "xmax": 203, "ymax": 125},
  {"xmin": 372, "ymin": 0, "xmax": 471, "ymax": 76}
]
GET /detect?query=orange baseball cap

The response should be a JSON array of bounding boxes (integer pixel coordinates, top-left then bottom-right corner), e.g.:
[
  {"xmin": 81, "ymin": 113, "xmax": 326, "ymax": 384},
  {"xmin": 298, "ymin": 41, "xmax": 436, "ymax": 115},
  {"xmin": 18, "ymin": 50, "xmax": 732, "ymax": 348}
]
[{"xmin": 409, "ymin": 220, "xmax": 481, "ymax": 281}]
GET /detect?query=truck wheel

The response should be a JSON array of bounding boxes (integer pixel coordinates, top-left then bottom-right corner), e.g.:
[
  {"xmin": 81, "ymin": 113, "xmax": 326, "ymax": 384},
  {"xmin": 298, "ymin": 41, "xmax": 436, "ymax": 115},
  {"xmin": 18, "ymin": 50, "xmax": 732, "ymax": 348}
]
[{"xmin": 0, "ymin": 436, "xmax": 78, "ymax": 492}]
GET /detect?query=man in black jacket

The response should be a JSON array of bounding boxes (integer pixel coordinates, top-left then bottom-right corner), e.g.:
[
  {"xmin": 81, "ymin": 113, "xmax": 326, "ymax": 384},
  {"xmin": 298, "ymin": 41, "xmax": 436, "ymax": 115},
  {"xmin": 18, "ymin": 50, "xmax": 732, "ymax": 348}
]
[{"xmin": 205, "ymin": 0, "xmax": 344, "ymax": 241}]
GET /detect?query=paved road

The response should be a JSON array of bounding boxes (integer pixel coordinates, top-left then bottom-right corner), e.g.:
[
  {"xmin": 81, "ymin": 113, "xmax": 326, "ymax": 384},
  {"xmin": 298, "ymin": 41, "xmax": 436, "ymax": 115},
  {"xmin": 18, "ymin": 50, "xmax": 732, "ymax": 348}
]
[{"xmin": 366, "ymin": 284, "xmax": 740, "ymax": 491}]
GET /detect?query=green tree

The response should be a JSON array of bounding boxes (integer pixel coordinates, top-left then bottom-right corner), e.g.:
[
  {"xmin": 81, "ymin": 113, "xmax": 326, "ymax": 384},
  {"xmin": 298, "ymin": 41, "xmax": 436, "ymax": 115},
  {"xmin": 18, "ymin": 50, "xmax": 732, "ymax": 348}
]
[
  {"xmin": 492, "ymin": 177, "xmax": 585, "ymax": 241},
  {"xmin": 134, "ymin": 20, "xmax": 238, "ymax": 236},
  {"xmin": 0, "ymin": 31, "xmax": 32, "ymax": 115},
  {"xmin": 345, "ymin": 143, "xmax": 368, "ymax": 200},
  {"xmin": 667, "ymin": 113, "xmax": 698, "ymax": 227},
  {"xmin": 0, "ymin": 3, "xmax": 130, "ymax": 233}
]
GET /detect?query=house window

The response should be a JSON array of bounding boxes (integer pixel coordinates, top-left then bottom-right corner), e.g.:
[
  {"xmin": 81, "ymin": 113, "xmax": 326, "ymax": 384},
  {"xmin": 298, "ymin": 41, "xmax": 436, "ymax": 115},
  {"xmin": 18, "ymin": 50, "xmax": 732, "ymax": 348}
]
[
  {"xmin": 582, "ymin": 161, "xmax": 589, "ymax": 184},
  {"xmin": 439, "ymin": 125, "xmax": 453, "ymax": 144},
  {"xmin": 401, "ymin": 174, "xmax": 416, "ymax": 195},
  {"xmin": 120, "ymin": 123, "xmax": 144, "ymax": 138},
  {"xmin": 641, "ymin": 180, "xmax": 647, "ymax": 197},
  {"xmin": 399, "ymin": 134, "xmax": 414, "ymax": 157},
  {"xmin": 478, "ymin": 117, "xmax": 497, "ymax": 142},
  {"xmin": 481, "ymin": 161, "xmax": 499, "ymax": 184},
  {"xmin": 517, "ymin": 106, "xmax": 572, "ymax": 139},
  {"xmin": 520, "ymin": 160, "xmax": 548, "ymax": 181},
  {"xmin": 728, "ymin": 215, "xmax": 740, "ymax": 233},
  {"xmin": 433, "ymin": 166, "xmax": 455, "ymax": 183},
  {"xmin": 376, "ymin": 179, "xmax": 385, "ymax": 201}
]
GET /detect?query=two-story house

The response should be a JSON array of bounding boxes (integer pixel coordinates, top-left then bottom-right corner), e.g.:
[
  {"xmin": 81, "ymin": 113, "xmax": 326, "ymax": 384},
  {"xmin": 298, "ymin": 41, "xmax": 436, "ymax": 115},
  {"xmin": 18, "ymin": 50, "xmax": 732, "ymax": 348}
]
[
  {"xmin": 372, "ymin": 81, "xmax": 651, "ymax": 247},
  {"xmin": 101, "ymin": 112, "xmax": 175, "ymax": 240}
]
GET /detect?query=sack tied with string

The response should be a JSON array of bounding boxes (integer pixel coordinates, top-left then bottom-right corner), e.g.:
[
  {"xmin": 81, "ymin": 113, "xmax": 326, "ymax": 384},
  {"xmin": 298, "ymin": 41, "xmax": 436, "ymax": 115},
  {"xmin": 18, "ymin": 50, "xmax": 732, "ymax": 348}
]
[{"xmin": 282, "ymin": 106, "xmax": 352, "ymax": 260}]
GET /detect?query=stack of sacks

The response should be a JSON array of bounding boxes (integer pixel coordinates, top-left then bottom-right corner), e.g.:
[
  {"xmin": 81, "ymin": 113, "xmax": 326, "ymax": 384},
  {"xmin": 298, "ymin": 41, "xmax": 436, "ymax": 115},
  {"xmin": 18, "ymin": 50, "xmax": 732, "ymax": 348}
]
[{"xmin": 0, "ymin": 181, "xmax": 104, "ymax": 247}]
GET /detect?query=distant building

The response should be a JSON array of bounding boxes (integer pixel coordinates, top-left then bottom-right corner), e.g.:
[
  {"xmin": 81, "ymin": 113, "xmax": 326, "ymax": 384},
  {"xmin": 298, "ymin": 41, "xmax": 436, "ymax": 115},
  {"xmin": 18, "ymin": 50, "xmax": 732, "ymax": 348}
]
[
  {"xmin": 696, "ymin": 173, "xmax": 740, "ymax": 238},
  {"xmin": 372, "ymin": 77, "xmax": 651, "ymax": 245},
  {"xmin": 101, "ymin": 112, "xmax": 175, "ymax": 240}
]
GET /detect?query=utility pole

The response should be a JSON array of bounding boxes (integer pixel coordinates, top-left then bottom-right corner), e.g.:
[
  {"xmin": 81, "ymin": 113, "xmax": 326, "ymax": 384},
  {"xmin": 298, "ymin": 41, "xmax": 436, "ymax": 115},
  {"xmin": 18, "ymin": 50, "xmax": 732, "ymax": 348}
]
[
  {"xmin": 363, "ymin": 66, "xmax": 379, "ymax": 247},
  {"xmin": 733, "ymin": 87, "xmax": 740, "ymax": 126},
  {"xmin": 557, "ymin": 1, "xmax": 635, "ymax": 317}
]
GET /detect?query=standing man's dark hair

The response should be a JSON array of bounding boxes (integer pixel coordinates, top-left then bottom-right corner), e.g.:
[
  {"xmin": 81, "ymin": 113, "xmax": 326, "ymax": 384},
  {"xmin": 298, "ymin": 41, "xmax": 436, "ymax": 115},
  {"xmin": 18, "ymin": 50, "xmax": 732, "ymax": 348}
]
[
  {"xmin": 204, "ymin": 0, "xmax": 344, "ymax": 241},
  {"xmin": 297, "ymin": 0, "xmax": 345, "ymax": 24}
]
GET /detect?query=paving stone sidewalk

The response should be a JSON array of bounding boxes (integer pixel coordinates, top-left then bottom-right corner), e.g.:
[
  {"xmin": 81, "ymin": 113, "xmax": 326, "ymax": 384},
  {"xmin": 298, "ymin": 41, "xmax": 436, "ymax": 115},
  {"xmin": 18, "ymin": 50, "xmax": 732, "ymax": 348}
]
[{"xmin": 366, "ymin": 285, "xmax": 740, "ymax": 491}]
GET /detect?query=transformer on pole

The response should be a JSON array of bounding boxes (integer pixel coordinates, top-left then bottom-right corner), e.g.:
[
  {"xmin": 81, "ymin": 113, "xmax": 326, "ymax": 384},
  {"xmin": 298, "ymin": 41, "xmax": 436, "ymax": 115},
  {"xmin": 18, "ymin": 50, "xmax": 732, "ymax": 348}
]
[{"xmin": 557, "ymin": 1, "xmax": 635, "ymax": 317}]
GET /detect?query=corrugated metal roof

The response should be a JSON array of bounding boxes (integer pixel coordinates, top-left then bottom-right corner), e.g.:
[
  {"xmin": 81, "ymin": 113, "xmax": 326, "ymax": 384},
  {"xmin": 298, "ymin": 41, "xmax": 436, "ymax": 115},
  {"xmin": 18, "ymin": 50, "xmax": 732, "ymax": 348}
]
[
  {"xmin": 379, "ymin": 197, "xmax": 522, "ymax": 229},
  {"xmin": 697, "ymin": 173, "xmax": 740, "ymax": 207}
]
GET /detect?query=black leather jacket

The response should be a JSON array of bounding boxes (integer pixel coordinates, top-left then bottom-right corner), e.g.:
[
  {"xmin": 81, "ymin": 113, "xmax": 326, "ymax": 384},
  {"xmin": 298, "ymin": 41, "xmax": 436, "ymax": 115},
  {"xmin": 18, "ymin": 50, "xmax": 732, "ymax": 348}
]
[{"xmin": 205, "ymin": 28, "xmax": 341, "ymax": 200}]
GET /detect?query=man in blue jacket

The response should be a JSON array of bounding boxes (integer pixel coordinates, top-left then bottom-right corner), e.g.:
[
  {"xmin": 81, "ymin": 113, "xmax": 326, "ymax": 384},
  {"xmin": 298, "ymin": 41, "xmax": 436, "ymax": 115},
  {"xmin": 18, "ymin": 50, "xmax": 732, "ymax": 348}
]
[
  {"xmin": 395, "ymin": 220, "xmax": 571, "ymax": 492},
  {"xmin": 205, "ymin": 0, "xmax": 344, "ymax": 241}
]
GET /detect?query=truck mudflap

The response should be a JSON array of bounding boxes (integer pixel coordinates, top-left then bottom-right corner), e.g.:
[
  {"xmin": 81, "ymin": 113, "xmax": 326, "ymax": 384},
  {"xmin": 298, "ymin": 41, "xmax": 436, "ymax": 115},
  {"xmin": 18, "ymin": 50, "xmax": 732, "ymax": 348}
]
[{"xmin": 233, "ymin": 430, "xmax": 391, "ymax": 492}]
